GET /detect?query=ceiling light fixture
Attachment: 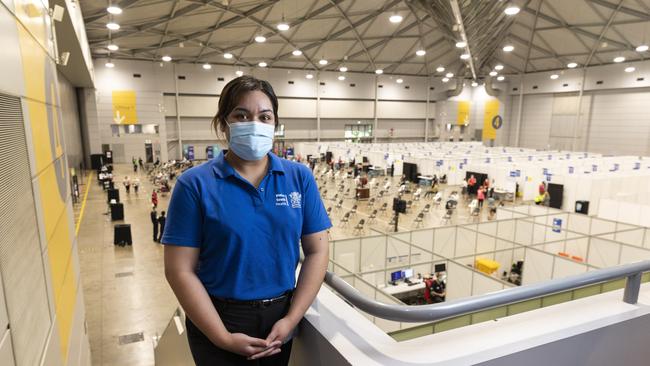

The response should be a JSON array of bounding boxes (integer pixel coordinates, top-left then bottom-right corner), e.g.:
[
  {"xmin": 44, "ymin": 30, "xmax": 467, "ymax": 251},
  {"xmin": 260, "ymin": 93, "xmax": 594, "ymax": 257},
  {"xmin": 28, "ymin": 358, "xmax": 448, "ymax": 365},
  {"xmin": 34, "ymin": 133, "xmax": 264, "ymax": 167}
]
[
  {"xmin": 106, "ymin": 22, "xmax": 120, "ymax": 30},
  {"xmin": 202, "ymin": 63, "xmax": 212, "ymax": 70},
  {"xmin": 436, "ymin": 66, "xmax": 445, "ymax": 73},
  {"xmin": 319, "ymin": 59, "xmax": 328, "ymax": 65},
  {"xmin": 567, "ymin": 62, "xmax": 578, "ymax": 68},
  {"xmin": 235, "ymin": 70, "xmax": 244, "ymax": 76},
  {"xmin": 161, "ymin": 55, "xmax": 172, "ymax": 62},
  {"xmin": 292, "ymin": 50, "xmax": 302, "ymax": 56},
  {"xmin": 442, "ymin": 77, "xmax": 450, "ymax": 83},
  {"xmin": 255, "ymin": 35, "xmax": 266, "ymax": 43},
  {"xmin": 416, "ymin": 49, "xmax": 426, "ymax": 56},
  {"xmin": 504, "ymin": 6, "xmax": 520, "ymax": 15},
  {"xmin": 455, "ymin": 41, "xmax": 467, "ymax": 48},
  {"xmin": 107, "ymin": 6, "xmax": 122, "ymax": 15},
  {"xmin": 445, "ymin": 72, "xmax": 454, "ymax": 78},
  {"xmin": 105, "ymin": 61, "xmax": 114, "ymax": 68},
  {"xmin": 258, "ymin": 61, "xmax": 267, "ymax": 67},
  {"xmin": 471, "ymin": 81, "xmax": 478, "ymax": 87},
  {"xmin": 497, "ymin": 76, "xmax": 505, "ymax": 81},
  {"xmin": 306, "ymin": 73, "xmax": 314, "ymax": 79},
  {"xmin": 338, "ymin": 75, "xmax": 346, "ymax": 81},
  {"xmin": 375, "ymin": 69, "xmax": 383, "ymax": 74},
  {"xmin": 503, "ymin": 45, "xmax": 514, "ymax": 52},
  {"xmin": 339, "ymin": 66, "xmax": 348, "ymax": 72},
  {"xmin": 277, "ymin": 23, "xmax": 290, "ymax": 31},
  {"xmin": 389, "ymin": 14, "xmax": 403, "ymax": 23},
  {"xmin": 550, "ymin": 74, "xmax": 559, "ymax": 79},
  {"xmin": 396, "ymin": 78, "xmax": 403, "ymax": 83},
  {"xmin": 489, "ymin": 71, "xmax": 498, "ymax": 77},
  {"xmin": 636, "ymin": 45, "xmax": 649, "ymax": 52},
  {"xmin": 460, "ymin": 53, "xmax": 470, "ymax": 60},
  {"xmin": 107, "ymin": 44, "xmax": 119, "ymax": 51},
  {"xmin": 494, "ymin": 64, "xmax": 504, "ymax": 71},
  {"xmin": 613, "ymin": 56, "xmax": 625, "ymax": 63},
  {"xmin": 223, "ymin": 53, "xmax": 233, "ymax": 59},
  {"xmin": 625, "ymin": 66, "xmax": 636, "ymax": 73}
]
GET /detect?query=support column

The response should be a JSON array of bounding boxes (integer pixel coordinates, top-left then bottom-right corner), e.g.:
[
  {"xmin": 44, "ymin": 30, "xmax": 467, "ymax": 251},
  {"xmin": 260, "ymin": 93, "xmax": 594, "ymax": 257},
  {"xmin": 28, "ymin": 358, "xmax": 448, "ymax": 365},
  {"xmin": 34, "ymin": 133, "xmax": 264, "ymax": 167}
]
[
  {"xmin": 573, "ymin": 68, "xmax": 587, "ymax": 152},
  {"xmin": 173, "ymin": 64, "xmax": 183, "ymax": 160},
  {"xmin": 424, "ymin": 79, "xmax": 430, "ymax": 142},
  {"xmin": 316, "ymin": 72, "xmax": 321, "ymax": 142},
  {"xmin": 514, "ymin": 74, "xmax": 525, "ymax": 147},
  {"xmin": 373, "ymin": 75, "xmax": 379, "ymax": 143}
]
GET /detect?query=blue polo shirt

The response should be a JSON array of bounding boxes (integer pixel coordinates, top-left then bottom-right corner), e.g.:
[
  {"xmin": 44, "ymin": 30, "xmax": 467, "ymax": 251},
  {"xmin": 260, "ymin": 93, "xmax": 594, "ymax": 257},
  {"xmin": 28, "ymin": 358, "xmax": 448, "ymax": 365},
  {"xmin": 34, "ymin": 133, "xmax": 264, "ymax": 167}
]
[{"xmin": 161, "ymin": 152, "xmax": 331, "ymax": 300}]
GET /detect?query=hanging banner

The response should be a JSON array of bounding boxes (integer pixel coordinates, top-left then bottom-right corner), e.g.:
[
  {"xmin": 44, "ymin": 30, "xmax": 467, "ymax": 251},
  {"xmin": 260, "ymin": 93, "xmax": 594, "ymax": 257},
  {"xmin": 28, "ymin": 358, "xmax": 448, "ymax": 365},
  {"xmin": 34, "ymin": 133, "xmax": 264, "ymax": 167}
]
[
  {"xmin": 111, "ymin": 90, "xmax": 138, "ymax": 124},
  {"xmin": 552, "ymin": 218, "xmax": 562, "ymax": 233},
  {"xmin": 457, "ymin": 101, "xmax": 471, "ymax": 126},
  {"xmin": 206, "ymin": 146, "xmax": 214, "ymax": 159},
  {"xmin": 482, "ymin": 99, "xmax": 500, "ymax": 140},
  {"xmin": 187, "ymin": 146, "xmax": 194, "ymax": 160}
]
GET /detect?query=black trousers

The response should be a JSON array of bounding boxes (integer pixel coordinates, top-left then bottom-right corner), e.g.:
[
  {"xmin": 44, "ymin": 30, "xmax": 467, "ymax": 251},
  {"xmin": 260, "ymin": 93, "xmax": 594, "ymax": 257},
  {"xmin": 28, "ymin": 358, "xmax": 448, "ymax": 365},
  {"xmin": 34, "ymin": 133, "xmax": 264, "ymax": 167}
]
[
  {"xmin": 186, "ymin": 295, "xmax": 293, "ymax": 366},
  {"xmin": 152, "ymin": 223, "xmax": 158, "ymax": 241}
]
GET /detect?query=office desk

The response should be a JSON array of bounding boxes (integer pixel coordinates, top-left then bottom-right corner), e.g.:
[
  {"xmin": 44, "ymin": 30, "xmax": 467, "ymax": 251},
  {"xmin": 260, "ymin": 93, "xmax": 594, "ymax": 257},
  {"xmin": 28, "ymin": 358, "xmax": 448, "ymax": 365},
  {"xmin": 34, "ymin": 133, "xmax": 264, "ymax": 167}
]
[
  {"xmin": 493, "ymin": 189, "xmax": 515, "ymax": 202},
  {"xmin": 418, "ymin": 175, "xmax": 434, "ymax": 186},
  {"xmin": 368, "ymin": 167, "xmax": 386, "ymax": 177},
  {"xmin": 382, "ymin": 280, "xmax": 426, "ymax": 297}
]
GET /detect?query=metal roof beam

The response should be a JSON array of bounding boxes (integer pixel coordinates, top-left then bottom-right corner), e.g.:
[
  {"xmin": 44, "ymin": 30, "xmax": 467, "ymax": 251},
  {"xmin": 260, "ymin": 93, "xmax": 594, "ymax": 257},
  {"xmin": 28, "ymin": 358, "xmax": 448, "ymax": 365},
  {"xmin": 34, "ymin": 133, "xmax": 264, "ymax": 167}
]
[{"xmin": 589, "ymin": 0, "xmax": 650, "ymax": 20}]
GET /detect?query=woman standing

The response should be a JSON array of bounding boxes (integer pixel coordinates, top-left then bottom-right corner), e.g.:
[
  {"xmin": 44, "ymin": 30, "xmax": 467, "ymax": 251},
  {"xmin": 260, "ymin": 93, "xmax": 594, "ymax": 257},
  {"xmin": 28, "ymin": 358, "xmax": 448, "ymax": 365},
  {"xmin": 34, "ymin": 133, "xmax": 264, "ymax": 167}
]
[{"xmin": 162, "ymin": 76, "xmax": 331, "ymax": 365}]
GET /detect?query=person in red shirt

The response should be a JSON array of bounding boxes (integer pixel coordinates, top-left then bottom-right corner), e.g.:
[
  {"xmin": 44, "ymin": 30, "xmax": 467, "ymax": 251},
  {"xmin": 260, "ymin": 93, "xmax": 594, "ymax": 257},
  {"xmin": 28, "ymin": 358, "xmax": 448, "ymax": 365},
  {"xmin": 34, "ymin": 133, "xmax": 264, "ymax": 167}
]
[
  {"xmin": 423, "ymin": 276, "xmax": 434, "ymax": 304},
  {"xmin": 539, "ymin": 182, "xmax": 546, "ymax": 195},
  {"xmin": 151, "ymin": 189, "xmax": 158, "ymax": 209}
]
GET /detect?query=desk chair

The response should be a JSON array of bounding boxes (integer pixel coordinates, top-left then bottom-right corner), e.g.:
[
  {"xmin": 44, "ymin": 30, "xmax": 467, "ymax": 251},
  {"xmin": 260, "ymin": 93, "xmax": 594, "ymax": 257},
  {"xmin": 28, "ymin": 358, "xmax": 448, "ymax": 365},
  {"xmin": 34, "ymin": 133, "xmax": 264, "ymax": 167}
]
[
  {"xmin": 367, "ymin": 197, "xmax": 376, "ymax": 208},
  {"xmin": 339, "ymin": 211, "xmax": 351, "ymax": 227},
  {"xmin": 379, "ymin": 202, "xmax": 388, "ymax": 214},
  {"xmin": 413, "ymin": 212, "xmax": 424, "ymax": 228},
  {"xmin": 413, "ymin": 188, "xmax": 422, "ymax": 201},
  {"xmin": 321, "ymin": 189, "xmax": 328, "ymax": 199},
  {"xmin": 338, "ymin": 184, "xmax": 345, "ymax": 193},
  {"xmin": 378, "ymin": 190, "xmax": 386, "ymax": 198},
  {"xmin": 387, "ymin": 214, "xmax": 398, "ymax": 231},
  {"xmin": 335, "ymin": 199, "xmax": 344, "ymax": 210},
  {"xmin": 368, "ymin": 209, "xmax": 378, "ymax": 224},
  {"xmin": 326, "ymin": 207, "xmax": 332, "ymax": 219},
  {"xmin": 406, "ymin": 200, "xmax": 413, "ymax": 213},
  {"xmin": 350, "ymin": 204, "xmax": 358, "ymax": 217},
  {"xmin": 422, "ymin": 204, "xmax": 431, "ymax": 215},
  {"xmin": 352, "ymin": 219, "xmax": 366, "ymax": 235}
]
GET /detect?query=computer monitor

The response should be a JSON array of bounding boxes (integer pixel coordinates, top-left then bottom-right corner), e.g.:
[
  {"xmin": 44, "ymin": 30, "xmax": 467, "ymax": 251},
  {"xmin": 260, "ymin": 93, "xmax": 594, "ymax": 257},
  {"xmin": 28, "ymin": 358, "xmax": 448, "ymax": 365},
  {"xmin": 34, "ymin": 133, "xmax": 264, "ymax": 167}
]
[
  {"xmin": 434, "ymin": 263, "xmax": 447, "ymax": 273},
  {"xmin": 390, "ymin": 270, "xmax": 403, "ymax": 282},
  {"xmin": 403, "ymin": 269, "xmax": 413, "ymax": 279}
]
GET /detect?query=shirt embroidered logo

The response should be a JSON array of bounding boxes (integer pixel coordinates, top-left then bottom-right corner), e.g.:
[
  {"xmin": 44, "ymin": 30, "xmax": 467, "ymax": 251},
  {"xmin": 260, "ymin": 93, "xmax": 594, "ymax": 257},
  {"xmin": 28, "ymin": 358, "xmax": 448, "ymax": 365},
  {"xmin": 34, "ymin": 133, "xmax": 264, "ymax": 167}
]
[
  {"xmin": 290, "ymin": 192, "xmax": 302, "ymax": 209},
  {"xmin": 276, "ymin": 194, "xmax": 288, "ymax": 206}
]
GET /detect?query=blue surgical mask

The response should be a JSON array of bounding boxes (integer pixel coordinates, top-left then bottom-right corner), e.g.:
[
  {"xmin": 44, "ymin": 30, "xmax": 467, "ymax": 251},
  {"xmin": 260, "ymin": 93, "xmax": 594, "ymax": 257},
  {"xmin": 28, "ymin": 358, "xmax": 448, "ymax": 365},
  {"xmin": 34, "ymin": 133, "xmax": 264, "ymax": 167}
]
[{"xmin": 228, "ymin": 121, "xmax": 275, "ymax": 161}]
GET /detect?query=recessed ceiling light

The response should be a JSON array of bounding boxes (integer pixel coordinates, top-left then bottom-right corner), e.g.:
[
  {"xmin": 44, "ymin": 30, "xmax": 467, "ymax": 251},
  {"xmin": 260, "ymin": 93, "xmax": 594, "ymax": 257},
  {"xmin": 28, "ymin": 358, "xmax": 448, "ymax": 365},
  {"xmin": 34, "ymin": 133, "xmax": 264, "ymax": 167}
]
[
  {"xmin": 613, "ymin": 56, "xmax": 625, "ymax": 63},
  {"xmin": 460, "ymin": 53, "xmax": 470, "ymax": 60},
  {"xmin": 389, "ymin": 15, "xmax": 403, "ymax": 23},
  {"xmin": 258, "ymin": 61, "xmax": 267, "ymax": 67},
  {"xmin": 396, "ymin": 78, "xmax": 403, "ymax": 83},
  {"xmin": 567, "ymin": 62, "xmax": 578, "ymax": 68},
  {"xmin": 306, "ymin": 73, "xmax": 314, "ymax": 79},
  {"xmin": 107, "ymin": 44, "xmax": 119, "ymax": 51},
  {"xmin": 445, "ymin": 72, "xmax": 454, "ymax": 78},
  {"xmin": 338, "ymin": 75, "xmax": 346, "ymax": 81},
  {"xmin": 503, "ymin": 45, "xmax": 514, "ymax": 52},
  {"xmin": 277, "ymin": 23, "xmax": 290, "ymax": 31},
  {"xmin": 436, "ymin": 66, "xmax": 445, "ymax": 73},
  {"xmin": 292, "ymin": 49, "xmax": 302, "ymax": 56},
  {"xmin": 107, "ymin": 6, "xmax": 122, "ymax": 15},
  {"xmin": 255, "ymin": 36, "xmax": 266, "ymax": 43},
  {"xmin": 497, "ymin": 76, "xmax": 505, "ymax": 81},
  {"xmin": 625, "ymin": 66, "xmax": 636, "ymax": 73},
  {"xmin": 375, "ymin": 69, "xmax": 383, "ymax": 74},
  {"xmin": 161, "ymin": 55, "xmax": 172, "ymax": 62},
  {"xmin": 319, "ymin": 59, "xmax": 328, "ymax": 65},
  {"xmin": 223, "ymin": 53, "xmax": 233, "ymax": 59},
  {"xmin": 504, "ymin": 6, "xmax": 520, "ymax": 15},
  {"xmin": 455, "ymin": 41, "xmax": 467, "ymax": 48},
  {"xmin": 416, "ymin": 49, "xmax": 426, "ymax": 56},
  {"xmin": 636, "ymin": 45, "xmax": 649, "ymax": 52},
  {"xmin": 202, "ymin": 63, "xmax": 212, "ymax": 70},
  {"xmin": 489, "ymin": 71, "xmax": 498, "ymax": 77},
  {"xmin": 339, "ymin": 66, "xmax": 348, "ymax": 72},
  {"xmin": 106, "ymin": 22, "xmax": 120, "ymax": 30},
  {"xmin": 494, "ymin": 64, "xmax": 504, "ymax": 71},
  {"xmin": 471, "ymin": 81, "xmax": 478, "ymax": 87},
  {"xmin": 550, "ymin": 74, "xmax": 559, "ymax": 79},
  {"xmin": 235, "ymin": 70, "xmax": 244, "ymax": 76},
  {"xmin": 105, "ymin": 62, "xmax": 114, "ymax": 68},
  {"xmin": 442, "ymin": 77, "xmax": 450, "ymax": 83}
]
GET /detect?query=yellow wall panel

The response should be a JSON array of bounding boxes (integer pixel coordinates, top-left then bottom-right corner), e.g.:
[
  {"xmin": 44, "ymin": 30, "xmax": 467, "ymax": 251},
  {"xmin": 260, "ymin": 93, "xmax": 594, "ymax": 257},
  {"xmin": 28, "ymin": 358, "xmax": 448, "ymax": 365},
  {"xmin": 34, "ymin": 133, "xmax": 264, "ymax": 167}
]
[
  {"xmin": 16, "ymin": 24, "xmax": 47, "ymax": 104},
  {"xmin": 38, "ymin": 165, "xmax": 67, "ymax": 239},
  {"xmin": 457, "ymin": 101, "xmax": 470, "ymax": 126},
  {"xmin": 56, "ymin": 256, "xmax": 78, "ymax": 363},
  {"xmin": 482, "ymin": 99, "xmax": 500, "ymax": 140},
  {"xmin": 13, "ymin": 0, "xmax": 51, "ymax": 58},
  {"xmin": 112, "ymin": 90, "xmax": 138, "ymax": 124}
]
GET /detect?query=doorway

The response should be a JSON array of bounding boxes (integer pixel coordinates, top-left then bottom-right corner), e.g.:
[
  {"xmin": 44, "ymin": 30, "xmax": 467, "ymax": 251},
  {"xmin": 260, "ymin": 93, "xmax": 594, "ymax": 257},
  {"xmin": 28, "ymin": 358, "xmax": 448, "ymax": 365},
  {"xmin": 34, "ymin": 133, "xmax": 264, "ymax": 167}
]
[{"xmin": 145, "ymin": 143, "xmax": 153, "ymax": 163}]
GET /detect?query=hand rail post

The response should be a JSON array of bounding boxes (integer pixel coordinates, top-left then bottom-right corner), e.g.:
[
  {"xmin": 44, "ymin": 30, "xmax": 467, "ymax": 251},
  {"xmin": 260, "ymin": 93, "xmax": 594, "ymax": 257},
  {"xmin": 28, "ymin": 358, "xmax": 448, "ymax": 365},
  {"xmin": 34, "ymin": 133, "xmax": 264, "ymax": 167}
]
[{"xmin": 623, "ymin": 272, "xmax": 642, "ymax": 304}]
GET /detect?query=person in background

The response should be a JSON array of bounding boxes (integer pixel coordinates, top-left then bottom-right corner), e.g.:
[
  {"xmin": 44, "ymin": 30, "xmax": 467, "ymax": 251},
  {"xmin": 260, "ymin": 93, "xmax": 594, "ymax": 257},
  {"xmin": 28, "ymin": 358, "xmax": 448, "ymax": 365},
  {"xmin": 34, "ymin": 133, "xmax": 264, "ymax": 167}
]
[
  {"xmin": 468, "ymin": 174, "xmax": 477, "ymax": 195},
  {"xmin": 151, "ymin": 189, "xmax": 158, "ymax": 209},
  {"xmin": 155, "ymin": 157, "xmax": 161, "ymax": 167},
  {"xmin": 423, "ymin": 275, "xmax": 434, "ymax": 304},
  {"xmin": 461, "ymin": 178, "xmax": 468, "ymax": 197},
  {"xmin": 133, "ymin": 177, "xmax": 140, "ymax": 194},
  {"xmin": 477, "ymin": 186, "xmax": 485, "ymax": 209},
  {"xmin": 539, "ymin": 181, "xmax": 546, "ymax": 195},
  {"xmin": 139, "ymin": 157, "xmax": 144, "ymax": 170},
  {"xmin": 151, "ymin": 208, "xmax": 159, "ymax": 242},
  {"xmin": 431, "ymin": 273, "xmax": 446, "ymax": 303},
  {"xmin": 123, "ymin": 176, "xmax": 131, "ymax": 194},
  {"xmin": 133, "ymin": 161, "xmax": 138, "ymax": 173},
  {"xmin": 158, "ymin": 211, "xmax": 166, "ymax": 243}
]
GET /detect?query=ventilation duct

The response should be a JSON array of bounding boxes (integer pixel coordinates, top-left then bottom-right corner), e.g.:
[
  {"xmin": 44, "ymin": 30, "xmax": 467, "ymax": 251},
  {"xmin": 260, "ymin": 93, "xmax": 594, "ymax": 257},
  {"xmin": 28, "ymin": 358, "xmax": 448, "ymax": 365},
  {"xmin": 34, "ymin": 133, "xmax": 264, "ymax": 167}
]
[
  {"xmin": 446, "ymin": 79, "xmax": 464, "ymax": 98},
  {"xmin": 485, "ymin": 77, "xmax": 501, "ymax": 97}
]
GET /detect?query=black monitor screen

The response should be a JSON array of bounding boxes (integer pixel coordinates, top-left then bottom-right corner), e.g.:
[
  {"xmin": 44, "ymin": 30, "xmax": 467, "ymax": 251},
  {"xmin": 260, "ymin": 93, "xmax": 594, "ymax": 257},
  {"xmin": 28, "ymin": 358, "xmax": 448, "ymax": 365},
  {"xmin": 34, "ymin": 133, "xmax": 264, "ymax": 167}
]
[{"xmin": 434, "ymin": 263, "xmax": 446, "ymax": 273}]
